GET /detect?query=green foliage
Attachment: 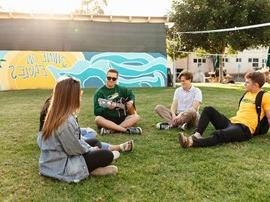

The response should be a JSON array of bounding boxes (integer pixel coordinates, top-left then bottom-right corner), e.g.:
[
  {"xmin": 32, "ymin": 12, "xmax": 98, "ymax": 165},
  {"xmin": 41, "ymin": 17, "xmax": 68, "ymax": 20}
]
[
  {"xmin": 1, "ymin": 84, "xmax": 270, "ymax": 201},
  {"xmin": 76, "ymin": 0, "xmax": 108, "ymax": 15},
  {"xmin": 169, "ymin": 0, "xmax": 270, "ymax": 54},
  {"xmin": 166, "ymin": 29, "xmax": 189, "ymax": 59}
]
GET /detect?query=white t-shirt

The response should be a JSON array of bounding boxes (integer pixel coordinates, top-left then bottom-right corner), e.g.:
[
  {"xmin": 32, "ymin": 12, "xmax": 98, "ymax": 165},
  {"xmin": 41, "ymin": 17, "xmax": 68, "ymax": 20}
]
[{"xmin": 173, "ymin": 86, "xmax": 202, "ymax": 113}]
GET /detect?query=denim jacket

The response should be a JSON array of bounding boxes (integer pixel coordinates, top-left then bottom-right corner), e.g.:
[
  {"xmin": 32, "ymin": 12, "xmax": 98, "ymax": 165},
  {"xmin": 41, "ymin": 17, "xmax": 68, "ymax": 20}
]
[{"xmin": 37, "ymin": 115, "xmax": 92, "ymax": 183}]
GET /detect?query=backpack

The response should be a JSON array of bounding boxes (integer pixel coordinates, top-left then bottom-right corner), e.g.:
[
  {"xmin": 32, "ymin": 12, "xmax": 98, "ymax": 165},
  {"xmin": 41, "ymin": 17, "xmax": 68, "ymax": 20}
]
[{"xmin": 239, "ymin": 91, "xmax": 269, "ymax": 136}]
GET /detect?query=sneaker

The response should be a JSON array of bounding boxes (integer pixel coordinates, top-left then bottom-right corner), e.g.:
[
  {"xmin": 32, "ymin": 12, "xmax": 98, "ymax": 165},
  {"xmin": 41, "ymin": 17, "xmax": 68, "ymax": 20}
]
[
  {"xmin": 178, "ymin": 123, "xmax": 188, "ymax": 131},
  {"xmin": 112, "ymin": 151, "xmax": 120, "ymax": 160},
  {"xmin": 191, "ymin": 132, "xmax": 203, "ymax": 139},
  {"xmin": 156, "ymin": 122, "xmax": 170, "ymax": 130},
  {"xmin": 91, "ymin": 165, "xmax": 118, "ymax": 176},
  {"xmin": 125, "ymin": 127, "xmax": 142, "ymax": 135},
  {"xmin": 100, "ymin": 128, "xmax": 112, "ymax": 135}
]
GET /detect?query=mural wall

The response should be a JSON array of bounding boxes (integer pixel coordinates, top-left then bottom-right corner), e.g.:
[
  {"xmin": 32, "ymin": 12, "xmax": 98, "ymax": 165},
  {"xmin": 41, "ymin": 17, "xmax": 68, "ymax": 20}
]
[{"xmin": 0, "ymin": 51, "xmax": 167, "ymax": 91}]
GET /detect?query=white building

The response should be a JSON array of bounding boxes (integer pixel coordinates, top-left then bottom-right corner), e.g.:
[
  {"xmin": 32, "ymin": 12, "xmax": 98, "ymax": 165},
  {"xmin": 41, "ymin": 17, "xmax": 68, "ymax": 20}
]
[{"xmin": 169, "ymin": 47, "xmax": 269, "ymax": 81}]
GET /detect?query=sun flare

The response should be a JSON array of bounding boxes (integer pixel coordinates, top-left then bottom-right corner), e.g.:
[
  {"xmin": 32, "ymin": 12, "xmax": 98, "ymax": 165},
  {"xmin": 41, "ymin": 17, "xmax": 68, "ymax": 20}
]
[{"xmin": 1, "ymin": 0, "xmax": 81, "ymax": 14}]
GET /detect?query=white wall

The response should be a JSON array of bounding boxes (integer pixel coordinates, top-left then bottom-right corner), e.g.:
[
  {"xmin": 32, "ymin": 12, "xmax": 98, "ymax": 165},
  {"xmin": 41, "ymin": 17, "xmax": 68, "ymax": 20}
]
[
  {"xmin": 168, "ymin": 48, "xmax": 269, "ymax": 75},
  {"xmin": 225, "ymin": 48, "xmax": 269, "ymax": 74}
]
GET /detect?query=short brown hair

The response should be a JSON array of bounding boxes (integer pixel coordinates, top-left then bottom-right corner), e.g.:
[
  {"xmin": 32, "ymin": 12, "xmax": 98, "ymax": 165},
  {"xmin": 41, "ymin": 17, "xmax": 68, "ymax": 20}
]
[
  {"xmin": 179, "ymin": 71, "xmax": 193, "ymax": 82},
  {"xmin": 107, "ymin": 68, "xmax": 119, "ymax": 77},
  {"xmin": 245, "ymin": 71, "xmax": 266, "ymax": 88}
]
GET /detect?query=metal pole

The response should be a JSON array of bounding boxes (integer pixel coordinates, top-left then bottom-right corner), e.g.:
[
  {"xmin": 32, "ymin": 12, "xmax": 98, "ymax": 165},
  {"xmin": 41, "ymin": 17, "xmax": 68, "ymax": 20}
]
[
  {"xmin": 187, "ymin": 54, "xmax": 189, "ymax": 72},
  {"xmin": 173, "ymin": 50, "xmax": 176, "ymax": 88},
  {"xmin": 172, "ymin": 31, "xmax": 176, "ymax": 88}
]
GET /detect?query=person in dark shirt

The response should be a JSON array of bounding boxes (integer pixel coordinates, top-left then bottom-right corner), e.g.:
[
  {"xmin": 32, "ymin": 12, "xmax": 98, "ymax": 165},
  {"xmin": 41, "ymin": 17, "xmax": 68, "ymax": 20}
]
[{"xmin": 94, "ymin": 69, "xmax": 142, "ymax": 135}]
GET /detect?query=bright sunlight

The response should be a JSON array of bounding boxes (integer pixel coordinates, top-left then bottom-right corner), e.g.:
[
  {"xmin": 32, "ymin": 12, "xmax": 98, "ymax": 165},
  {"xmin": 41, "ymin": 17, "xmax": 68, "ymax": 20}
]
[{"xmin": 1, "ymin": 0, "xmax": 81, "ymax": 13}]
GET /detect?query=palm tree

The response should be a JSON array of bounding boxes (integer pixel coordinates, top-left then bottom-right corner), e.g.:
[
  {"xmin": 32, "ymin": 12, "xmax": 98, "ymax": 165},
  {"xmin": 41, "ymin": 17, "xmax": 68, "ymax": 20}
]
[{"xmin": 80, "ymin": 0, "xmax": 108, "ymax": 15}]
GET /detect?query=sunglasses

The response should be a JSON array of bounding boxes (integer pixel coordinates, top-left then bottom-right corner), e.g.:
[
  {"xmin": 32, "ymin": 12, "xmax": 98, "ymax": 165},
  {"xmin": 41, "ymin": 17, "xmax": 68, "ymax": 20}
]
[{"xmin": 107, "ymin": 76, "xmax": 117, "ymax": 81}]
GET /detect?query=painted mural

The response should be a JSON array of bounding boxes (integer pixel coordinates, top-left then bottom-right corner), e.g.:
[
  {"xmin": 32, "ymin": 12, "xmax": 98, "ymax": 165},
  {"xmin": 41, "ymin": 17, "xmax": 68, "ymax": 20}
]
[{"xmin": 0, "ymin": 51, "xmax": 167, "ymax": 91}]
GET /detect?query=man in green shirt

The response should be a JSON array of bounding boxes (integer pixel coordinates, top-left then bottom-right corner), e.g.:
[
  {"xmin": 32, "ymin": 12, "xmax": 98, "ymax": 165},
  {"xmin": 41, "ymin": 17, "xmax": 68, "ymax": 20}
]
[{"xmin": 94, "ymin": 69, "xmax": 142, "ymax": 135}]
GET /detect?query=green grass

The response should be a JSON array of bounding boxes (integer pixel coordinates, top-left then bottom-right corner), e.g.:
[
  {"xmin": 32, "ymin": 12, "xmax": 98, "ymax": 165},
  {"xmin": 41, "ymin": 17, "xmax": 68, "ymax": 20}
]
[{"xmin": 1, "ymin": 84, "xmax": 270, "ymax": 201}]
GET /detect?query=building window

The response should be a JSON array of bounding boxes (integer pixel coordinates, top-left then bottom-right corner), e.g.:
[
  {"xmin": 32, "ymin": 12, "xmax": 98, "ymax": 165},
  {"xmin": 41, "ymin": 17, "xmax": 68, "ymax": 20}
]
[
  {"xmin": 252, "ymin": 58, "xmax": 259, "ymax": 68},
  {"xmin": 248, "ymin": 58, "xmax": 252, "ymax": 63},
  {"xmin": 253, "ymin": 58, "xmax": 259, "ymax": 63},
  {"xmin": 221, "ymin": 58, "xmax": 228, "ymax": 67},
  {"xmin": 262, "ymin": 59, "xmax": 265, "ymax": 67},
  {"xmin": 194, "ymin": 58, "xmax": 206, "ymax": 64},
  {"xmin": 222, "ymin": 58, "xmax": 229, "ymax": 62},
  {"xmin": 236, "ymin": 58, "xmax": 242, "ymax": 62},
  {"xmin": 252, "ymin": 63, "xmax": 259, "ymax": 68}
]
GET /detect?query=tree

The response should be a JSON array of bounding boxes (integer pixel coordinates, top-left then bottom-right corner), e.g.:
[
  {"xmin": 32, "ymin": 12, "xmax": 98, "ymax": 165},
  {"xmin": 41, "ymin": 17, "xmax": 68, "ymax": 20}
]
[
  {"xmin": 166, "ymin": 28, "xmax": 188, "ymax": 60},
  {"xmin": 76, "ymin": 0, "xmax": 108, "ymax": 15},
  {"xmin": 169, "ymin": 0, "xmax": 270, "ymax": 81}
]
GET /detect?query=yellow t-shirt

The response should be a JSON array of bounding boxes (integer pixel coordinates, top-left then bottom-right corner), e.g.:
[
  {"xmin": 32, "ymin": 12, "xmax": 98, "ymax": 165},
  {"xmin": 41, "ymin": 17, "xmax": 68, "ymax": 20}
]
[{"xmin": 230, "ymin": 91, "xmax": 270, "ymax": 134}]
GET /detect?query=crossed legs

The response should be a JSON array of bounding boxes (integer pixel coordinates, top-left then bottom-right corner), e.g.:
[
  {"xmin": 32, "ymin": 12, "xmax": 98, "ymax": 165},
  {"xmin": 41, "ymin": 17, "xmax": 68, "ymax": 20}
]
[
  {"xmin": 95, "ymin": 114, "xmax": 140, "ymax": 132},
  {"xmin": 155, "ymin": 104, "xmax": 198, "ymax": 128}
]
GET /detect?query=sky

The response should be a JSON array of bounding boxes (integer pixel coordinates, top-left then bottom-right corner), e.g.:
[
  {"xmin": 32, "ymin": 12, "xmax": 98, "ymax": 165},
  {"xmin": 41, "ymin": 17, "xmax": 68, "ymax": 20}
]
[{"xmin": 0, "ymin": 0, "xmax": 172, "ymax": 16}]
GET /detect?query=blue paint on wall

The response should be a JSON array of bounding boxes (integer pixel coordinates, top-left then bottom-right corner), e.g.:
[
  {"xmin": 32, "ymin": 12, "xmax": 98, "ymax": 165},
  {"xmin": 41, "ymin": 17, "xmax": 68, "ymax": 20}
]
[{"xmin": 48, "ymin": 52, "xmax": 167, "ymax": 88}]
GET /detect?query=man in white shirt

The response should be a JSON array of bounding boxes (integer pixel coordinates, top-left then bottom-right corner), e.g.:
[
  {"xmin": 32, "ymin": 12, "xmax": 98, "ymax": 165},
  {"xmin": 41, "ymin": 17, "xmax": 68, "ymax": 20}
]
[{"xmin": 155, "ymin": 71, "xmax": 203, "ymax": 130}]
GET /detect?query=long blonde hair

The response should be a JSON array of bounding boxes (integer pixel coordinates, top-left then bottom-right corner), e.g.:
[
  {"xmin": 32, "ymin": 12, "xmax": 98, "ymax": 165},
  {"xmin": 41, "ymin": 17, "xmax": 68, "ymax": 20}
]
[{"xmin": 42, "ymin": 77, "xmax": 81, "ymax": 140}]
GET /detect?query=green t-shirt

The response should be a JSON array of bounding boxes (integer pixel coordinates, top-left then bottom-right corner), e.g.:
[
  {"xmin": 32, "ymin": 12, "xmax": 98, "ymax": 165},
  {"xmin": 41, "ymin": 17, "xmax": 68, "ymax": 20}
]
[{"xmin": 93, "ymin": 84, "xmax": 135, "ymax": 118}]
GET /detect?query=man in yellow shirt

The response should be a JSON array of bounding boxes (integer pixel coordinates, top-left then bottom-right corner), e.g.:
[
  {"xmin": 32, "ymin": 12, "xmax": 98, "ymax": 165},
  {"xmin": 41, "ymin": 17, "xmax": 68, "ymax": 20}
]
[{"xmin": 179, "ymin": 71, "xmax": 270, "ymax": 148}]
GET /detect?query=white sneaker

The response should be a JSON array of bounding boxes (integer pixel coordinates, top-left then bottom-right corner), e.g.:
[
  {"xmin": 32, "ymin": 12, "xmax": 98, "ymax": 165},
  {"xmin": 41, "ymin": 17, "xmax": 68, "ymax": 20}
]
[
  {"xmin": 91, "ymin": 165, "xmax": 118, "ymax": 176},
  {"xmin": 179, "ymin": 123, "xmax": 188, "ymax": 131},
  {"xmin": 112, "ymin": 151, "xmax": 120, "ymax": 160},
  {"xmin": 100, "ymin": 128, "xmax": 112, "ymax": 135},
  {"xmin": 125, "ymin": 127, "xmax": 142, "ymax": 134},
  {"xmin": 156, "ymin": 122, "xmax": 170, "ymax": 130},
  {"xmin": 191, "ymin": 132, "xmax": 202, "ymax": 139}
]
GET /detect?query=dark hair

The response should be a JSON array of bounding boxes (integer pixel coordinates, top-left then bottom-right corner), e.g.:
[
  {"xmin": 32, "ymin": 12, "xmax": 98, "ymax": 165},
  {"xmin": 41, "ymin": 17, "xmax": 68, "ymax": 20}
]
[
  {"xmin": 179, "ymin": 71, "xmax": 193, "ymax": 82},
  {"xmin": 39, "ymin": 96, "xmax": 52, "ymax": 131},
  {"xmin": 245, "ymin": 71, "xmax": 265, "ymax": 88},
  {"xmin": 107, "ymin": 69, "xmax": 119, "ymax": 77}
]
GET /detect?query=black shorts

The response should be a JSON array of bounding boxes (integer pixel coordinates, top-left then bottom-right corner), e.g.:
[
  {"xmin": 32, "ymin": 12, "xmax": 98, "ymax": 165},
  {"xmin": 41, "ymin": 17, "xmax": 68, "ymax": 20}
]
[{"xmin": 104, "ymin": 115, "xmax": 126, "ymax": 125}]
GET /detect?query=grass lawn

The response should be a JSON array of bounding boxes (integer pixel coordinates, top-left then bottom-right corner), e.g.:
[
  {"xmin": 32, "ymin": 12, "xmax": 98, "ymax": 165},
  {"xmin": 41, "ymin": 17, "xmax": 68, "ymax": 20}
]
[{"xmin": 1, "ymin": 83, "xmax": 270, "ymax": 201}]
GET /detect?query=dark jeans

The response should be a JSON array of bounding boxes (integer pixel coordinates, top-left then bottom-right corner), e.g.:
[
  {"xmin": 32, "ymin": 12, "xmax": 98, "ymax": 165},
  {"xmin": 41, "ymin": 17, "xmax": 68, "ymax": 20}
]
[
  {"xmin": 83, "ymin": 150, "xmax": 113, "ymax": 173},
  {"xmin": 193, "ymin": 106, "xmax": 252, "ymax": 147},
  {"xmin": 85, "ymin": 138, "xmax": 102, "ymax": 149}
]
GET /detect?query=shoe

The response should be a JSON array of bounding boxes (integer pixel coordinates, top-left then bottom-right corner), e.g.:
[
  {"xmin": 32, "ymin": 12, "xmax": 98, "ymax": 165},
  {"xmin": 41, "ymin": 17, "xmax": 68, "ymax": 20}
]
[
  {"xmin": 178, "ymin": 123, "xmax": 188, "ymax": 131},
  {"xmin": 178, "ymin": 132, "xmax": 193, "ymax": 148},
  {"xmin": 191, "ymin": 132, "xmax": 202, "ymax": 139},
  {"xmin": 112, "ymin": 151, "xmax": 120, "ymax": 160},
  {"xmin": 156, "ymin": 122, "xmax": 170, "ymax": 130},
  {"xmin": 100, "ymin": 128, "xmax": 112, "ymax": 135},
  {"xmin": 119, "ymin": 140, "xmax": 134, "ymax": 152},
  {"xmin": 125, "ymin": 127, "xmax": 142, "ymax": 135},
  {"xmin": 91, "ymin": 165, "xmax": 118, "ymax": 176}
]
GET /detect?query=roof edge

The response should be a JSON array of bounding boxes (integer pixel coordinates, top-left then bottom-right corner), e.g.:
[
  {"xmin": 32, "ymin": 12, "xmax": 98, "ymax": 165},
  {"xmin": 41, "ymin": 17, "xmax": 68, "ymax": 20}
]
[{"xmin": 0, "ymin": 11, "xmax": 170, "ymax": 23}]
